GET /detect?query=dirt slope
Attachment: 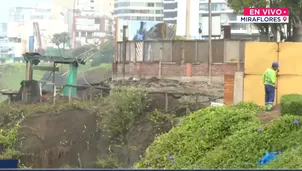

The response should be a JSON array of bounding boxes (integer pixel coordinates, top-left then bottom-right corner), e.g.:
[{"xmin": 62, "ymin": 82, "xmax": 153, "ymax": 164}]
[{"xmin": 257, "ymin": 105, "xmax": 281, "ymax": 124}]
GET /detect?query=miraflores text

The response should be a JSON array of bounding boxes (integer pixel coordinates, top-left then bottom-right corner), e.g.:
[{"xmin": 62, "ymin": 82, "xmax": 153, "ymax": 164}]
[{"xmin": 237, "ymin": 16, "xmax": 289, "ymax": 23}]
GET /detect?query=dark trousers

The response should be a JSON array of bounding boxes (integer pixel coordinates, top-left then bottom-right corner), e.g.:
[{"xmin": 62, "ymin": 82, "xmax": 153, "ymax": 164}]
[{"xmin": 265, "ymin": 84, "xmax": 275, "ymax": 106}]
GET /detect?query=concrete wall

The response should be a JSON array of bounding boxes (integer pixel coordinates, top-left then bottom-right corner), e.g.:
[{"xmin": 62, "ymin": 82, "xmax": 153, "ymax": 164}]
[
  {"xmin": 116, "ymin": 40, "xmax": 246, "ymax": 64},
  {"xmin": 112, "ymin": 62, "xmax": 243, "ymax": 82}
]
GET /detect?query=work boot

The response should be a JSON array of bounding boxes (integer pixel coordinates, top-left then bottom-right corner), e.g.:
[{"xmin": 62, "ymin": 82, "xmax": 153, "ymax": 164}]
[{"xmin": 266, "ymin": 105, "xmax": 272, "ymax": 112}]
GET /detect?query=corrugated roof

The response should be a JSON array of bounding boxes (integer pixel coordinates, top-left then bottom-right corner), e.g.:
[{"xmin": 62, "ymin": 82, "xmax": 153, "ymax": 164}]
[{"xmin": 22, "ymin": 52, "xmax": 85, "ymax": 64}]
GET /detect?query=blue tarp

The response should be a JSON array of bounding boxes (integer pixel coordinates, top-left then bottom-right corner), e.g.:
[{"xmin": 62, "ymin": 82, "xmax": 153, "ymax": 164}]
[
  {"xmin": 259, "ymin": 150, "xmax": 281, "ymax": 166},
  {"xmin": 29, "ymin": 36, "xmax": 34, "ymax": 52}
]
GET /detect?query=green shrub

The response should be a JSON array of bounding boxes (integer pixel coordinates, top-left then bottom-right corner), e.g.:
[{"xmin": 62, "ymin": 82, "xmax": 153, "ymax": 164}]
[
  {"xmin": 96, "ymin": 156, "xmax": 120, "ymax": 168},
  {"xmin": 135, "ymin": 103, "xmax": 262, "ymax": 169},
  {"xmin": 235, "ymin": 101, "xmax": 264, "ymax": 113},
  {"xmin": 280, "ymin": 94, "xmax": 302, "ymax": 116},
  {"xmin": 135, "ymin": 102, "xmax": 302, "ymax": 169},
  {"xmin": 202, "ymin": 115, "xmax": 302, "ymax": 168},
  {"xmin": 100, "ymin": 87, "xmax": 149, "ymax": 142}
]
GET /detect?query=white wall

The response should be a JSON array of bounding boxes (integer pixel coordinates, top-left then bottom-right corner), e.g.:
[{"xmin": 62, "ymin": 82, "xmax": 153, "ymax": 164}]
[
  {"xmin": 190, "ymin": 0, "xmax": 199, "ymax": 38},
  {"xmin": 176, "ymin": 0, "xmax": 199, "ymax": 38},
  {"xmin": 176, "ymin": 0, "xmax": 186, "ymax": 36}
]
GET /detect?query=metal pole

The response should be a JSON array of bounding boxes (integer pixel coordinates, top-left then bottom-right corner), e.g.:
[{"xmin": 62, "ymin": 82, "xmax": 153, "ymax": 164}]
[
  {"xmin": 114, "ymin": 17, "xmax": 119, "ymax": 62},
  {"xmin": 185, "ymin": 0, "xmax": 191, "ymax": 39},
  {"xmin": 122, "ymin": 25, "xmax": 128, "ymax": 79},
  {"xmin": 53, "ymin": 62, "xmax": 56, "ymax": 104},
  {"xmin": 208, "ymin": 0, "xmax": 212, "ymax": 84}
]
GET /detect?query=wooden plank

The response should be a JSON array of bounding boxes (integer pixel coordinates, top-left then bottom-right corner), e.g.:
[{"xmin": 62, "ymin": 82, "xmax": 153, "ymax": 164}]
[
  {"xmin": 0, "ymin": 89, "xmax": 19, "ymax": 94},
  {"xmin": 32, "ymin": 66, "xmax": 59, "ymax": 71}
]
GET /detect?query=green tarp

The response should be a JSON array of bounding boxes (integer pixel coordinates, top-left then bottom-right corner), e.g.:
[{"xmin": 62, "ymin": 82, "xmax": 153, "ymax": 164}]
[{"xmin": 62, "ymin": 64, "xmax": 78, "ymax": 97}]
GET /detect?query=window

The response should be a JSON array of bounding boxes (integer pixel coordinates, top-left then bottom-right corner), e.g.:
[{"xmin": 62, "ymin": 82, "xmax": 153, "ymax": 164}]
[
  {"xmin": 227, "ymin": 13, "xmax": 237, "ymax": 21},
  {"xmin": 95, "ymin": 18, "xmax": 100, "ymax": 24},
  {"xmin": 221, "ymin": 14, "xmax": 227, "ymax": 24},
  {"xmin": 87, "ymin": 32, "xmax": 93, "ymax": 37},
  {"xmin": 156, "ymin": 17, "xmax": 163, "ymax": 21},
  {"xmin": 199, "ymin": 3, "xmax": 225, "ymax": 11},
  {"xmin": 81, "ymin": 31, "xmax": 86, "ymax": 36},
  {"xmin": 90, "ymin": 0, "xmax": 94, "ymax": 2},
  {"xmin": 156, "ymin": 3, "xmax": 163, "ymax": 7},
  {"xmin": 212, "ymin": 3, "xmax": 225, "ymax": 11},
  {"xmin": 76, "ymin": 32, "xmax": 80, "ymax": 37},
  {"xmin": 230, "ymin": 23, "xmax": 247, "ymax": 30},
  {"xmin": 156, "ymin": 10, "xmax": 162, "ymax": 14},
  {"xmin": 199, "ymin": 4, "xmax": 207, "ymax": 10},
  {"xmin": 147, "ymin": 3, "xmax": 154, "ymax": 7}
]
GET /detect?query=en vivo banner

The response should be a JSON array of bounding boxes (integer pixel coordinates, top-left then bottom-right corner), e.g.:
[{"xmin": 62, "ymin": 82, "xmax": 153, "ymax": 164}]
[{"xmin": 236, "ymin": 8, "xmax": 289, "ymax": 23}]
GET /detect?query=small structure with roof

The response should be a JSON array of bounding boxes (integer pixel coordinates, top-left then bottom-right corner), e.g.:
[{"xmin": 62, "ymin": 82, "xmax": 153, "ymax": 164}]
[{"xmin": 0, "ymin": 52, "xmax": 85, "ymax": 103}]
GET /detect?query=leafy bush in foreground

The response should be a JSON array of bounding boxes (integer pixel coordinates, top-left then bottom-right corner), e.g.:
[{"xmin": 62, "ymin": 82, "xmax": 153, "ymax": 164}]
[
  {"xmin": 136, "ymin": 102, "xmax": 302, "ymax": 169},
  {"xmin": 280, "ymin": 94, "xmax": 302, "ymax": 116},
  {"xmin": 135, "ymin": 103, "xmax": 263, "ymax": 169}
]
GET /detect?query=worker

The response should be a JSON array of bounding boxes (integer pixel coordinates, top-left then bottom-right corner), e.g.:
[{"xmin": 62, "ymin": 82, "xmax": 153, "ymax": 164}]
[{"xmin": 262, "ymin": 62, "xmax": 279, "ymax": 111}]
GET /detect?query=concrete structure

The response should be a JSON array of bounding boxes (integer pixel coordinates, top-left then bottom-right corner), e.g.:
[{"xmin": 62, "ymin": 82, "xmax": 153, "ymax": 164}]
[
  {"xmin": 74, "ymin": 15, "xmax": 114, "ymax": 46},
  {"xmin": 113, "ymin": 40, "xmax": 244, "ymax": 82},
  {"xmin": 0, "ymin": 23, "xmax": 11, "ymax": 58},
  {"xmin": 52, "ymin": 0, "xmax": 114, "ymax": 47},
  {"xmin": 163, "ymin": 0, "xmax": 199, "ymax": 38},
  {"xmin": 114, "ymin": 0, "xmax": 164, "ymax": 21},
  {"xmin": 7, "ymin": 6, "xmax": 53, "ymax": 55}
]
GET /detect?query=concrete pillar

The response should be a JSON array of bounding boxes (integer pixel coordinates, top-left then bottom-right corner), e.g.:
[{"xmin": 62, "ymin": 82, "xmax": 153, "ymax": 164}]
[{"xmin": 233, "ymin": 71, "xmax": 244, "ymax": 104}]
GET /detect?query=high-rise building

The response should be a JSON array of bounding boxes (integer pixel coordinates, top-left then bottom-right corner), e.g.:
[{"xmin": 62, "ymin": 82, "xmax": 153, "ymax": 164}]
[
  {"xmin": 199, "ymin": 0, "xmax": 259, "ymax": 39},
  {"xmin": 163, "ymin": 0, "xmax": 199, "ymax": 38},
  {"xmin": 100, "ymin": 0, "xmax": 114, "ymax": 16},
  {"xmin": 114, "ymin": 0, "xmax": 164, "ymax": 21},
  {"xmin": 163, "ymin": 0, "xmax": 259, "ymax": 39},
  {"xmin": 7, "ymin": 6, "xmax": 52, "ymax": 54},
  {"xmin": 0, "ymin": 23, "xmax": 11, "ymax": 58},
  {"xmin": 163, "ymin": 0, "xmax": 177, "ymax": 24},
  {"xmin": 52, "ymin": 0, "xmax": 114, "ymax": 47}
]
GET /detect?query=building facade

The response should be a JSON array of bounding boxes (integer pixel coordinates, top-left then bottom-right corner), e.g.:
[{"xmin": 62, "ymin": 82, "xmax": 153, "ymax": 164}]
[
  {"xmin": 7, "ymin": 6, "xmax": 52, "ymax": 55},
  {"xmin": 52, "ymin": 0, "xmax": 114, "ymax": 47},
  {"xmin": 162, "ymin": 0, "xmax": 259, "ymax": 39},
  {"xmin": 114, "ymin": 0, "xmax": 164, "ymax": 21},
  {"xmin": 100, "ymin": 0, "xmax": 115, "ymax": 16},
  {"xmin": 198, "ymin": 0, "xmax": 259, "ymax": 39},
  {"xmin": 74, "ymin": 15, "xmax": 114, "ymax": 45},
  {"xmin": 163, "ymin": 0, "xmax": 177, "ymax": 24},
  {"xmin": 0, "ymin": 23, "xmax": 11, "ymax": 58}
]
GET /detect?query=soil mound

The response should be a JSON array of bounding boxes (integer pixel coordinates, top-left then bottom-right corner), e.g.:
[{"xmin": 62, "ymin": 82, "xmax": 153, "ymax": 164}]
[
  {"xmin": 10, "ymin": 89, "xmax": 178, "ymax": 168},
  {"xmin": 19, "ymin": 109, "xmax": 98, "ymax": 168}
]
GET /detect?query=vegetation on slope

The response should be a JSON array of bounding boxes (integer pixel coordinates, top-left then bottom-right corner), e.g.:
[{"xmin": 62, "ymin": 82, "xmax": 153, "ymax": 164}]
[
  {"xmin": 0, "ymin": 87, "xmax": 177, "ymax": 168},
  {"xmin": 136, "ymin": 100, "xmax": 302, "ymax": 169}
]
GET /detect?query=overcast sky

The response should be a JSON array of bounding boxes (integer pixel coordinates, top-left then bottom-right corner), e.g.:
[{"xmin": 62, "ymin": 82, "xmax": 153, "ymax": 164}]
[{"xmin": 0, "ymin": 0, "xmax": 51, "ymax": 22}]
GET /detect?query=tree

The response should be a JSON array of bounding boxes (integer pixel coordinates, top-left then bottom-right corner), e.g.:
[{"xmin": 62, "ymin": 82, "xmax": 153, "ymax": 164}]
[
  {"xmin": 227, "ymin": 0, "xmax": 272, "ymax": 40},
  {"xmin": 281, "ymin": 0, "xmax": 302, "ymax": 41},
  {"xmin": 51, "ymin": 32, "xmax": 70, "ymax": 49},
  {"xmin": 71, "ymin": 44, "xmax": 97, "ymax": 58},
  {"xmin": 90, "ymin": 40, "xmax": 114, "ymax": 67}
]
